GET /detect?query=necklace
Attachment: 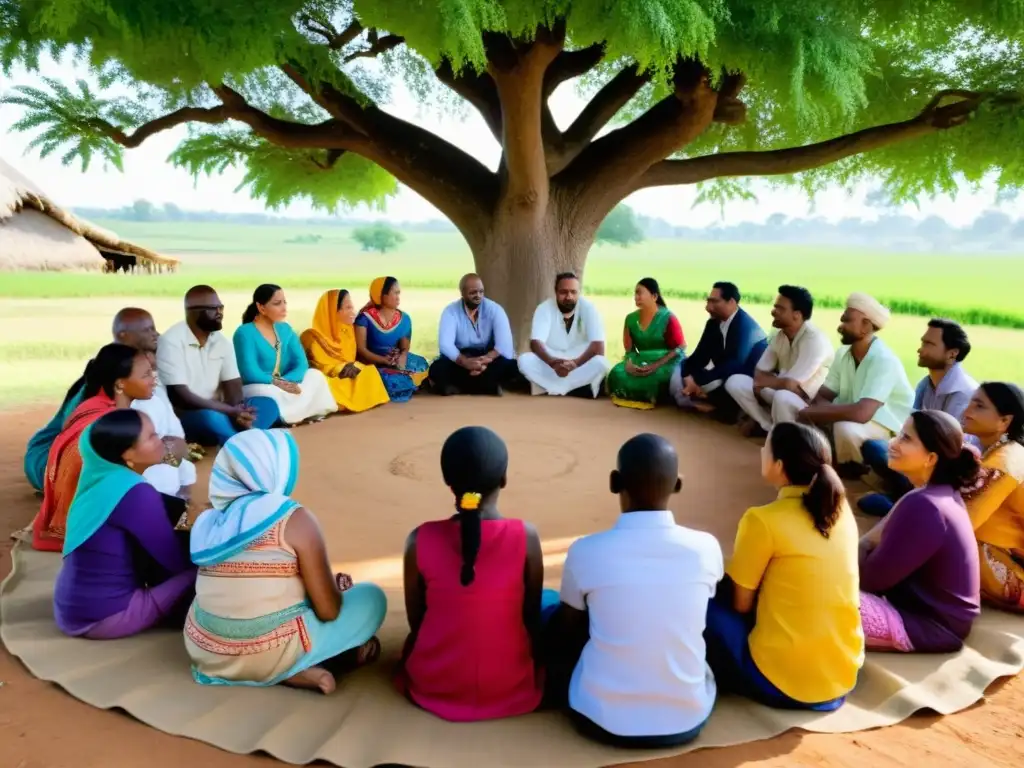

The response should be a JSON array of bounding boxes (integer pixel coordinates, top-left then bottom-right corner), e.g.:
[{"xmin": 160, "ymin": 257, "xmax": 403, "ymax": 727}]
[{"xmin": 982, "ymin": 434, "xmax": 1010, "ymax": 460}]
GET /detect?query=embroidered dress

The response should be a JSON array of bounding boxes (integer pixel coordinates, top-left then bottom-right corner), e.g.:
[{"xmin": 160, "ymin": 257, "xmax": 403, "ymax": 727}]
[
  {"xmin": 355, "ymin": 306, "xmax": 429, "ymax": 403},
  {"xmin": 184, "ymin": 429, "xmax": 387, "ymax": 686},
  {"xmin": 963, "ymin": 440, "xmax": 1024, "ymax": 610},
  {"xmin": 607, "ymin": 307, "xmax": 685, "ymax": 409}
]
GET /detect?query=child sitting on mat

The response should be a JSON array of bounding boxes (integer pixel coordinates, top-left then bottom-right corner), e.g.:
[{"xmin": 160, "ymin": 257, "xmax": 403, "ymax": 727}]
[
  {"xmin": 546, "ymin": 433, "xmax": 723, "ymax": 748},
  {"xmin": 396, "ymin": 426, "xmax": 556, "ymax": 722}
]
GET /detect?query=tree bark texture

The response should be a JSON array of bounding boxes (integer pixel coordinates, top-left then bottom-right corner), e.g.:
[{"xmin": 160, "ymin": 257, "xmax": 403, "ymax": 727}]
[{"xmin": 90, "ymin": 22, "xmax": 1008, "ymax": 346}]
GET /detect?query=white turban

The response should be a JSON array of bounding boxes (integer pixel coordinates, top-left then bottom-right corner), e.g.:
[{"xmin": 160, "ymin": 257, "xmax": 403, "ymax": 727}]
[{"xmin": 846, "ymin": 292, "xmax": 890, "ymax": 330}]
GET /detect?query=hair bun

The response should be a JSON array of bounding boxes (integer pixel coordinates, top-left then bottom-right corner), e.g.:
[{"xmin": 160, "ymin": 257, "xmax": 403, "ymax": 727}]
[{"xmin": 953, "ymin": 446, "xmax": 983, "ymax": 487}]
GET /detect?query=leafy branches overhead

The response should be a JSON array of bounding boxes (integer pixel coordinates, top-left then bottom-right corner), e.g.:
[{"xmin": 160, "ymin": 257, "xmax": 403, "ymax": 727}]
[
  {"xmin": 171, "ymin": 127, "xmax": 397, "ymax": 211},
  {"xmin": 2, "ymin": 0, "xmax": 1023, "ymax": 228}
]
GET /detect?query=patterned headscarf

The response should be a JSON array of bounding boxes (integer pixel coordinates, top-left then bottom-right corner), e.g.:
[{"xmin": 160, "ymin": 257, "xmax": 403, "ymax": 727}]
[{"xmin": 189, "ymin": 429, "xmax": 301, "ymax": 566}]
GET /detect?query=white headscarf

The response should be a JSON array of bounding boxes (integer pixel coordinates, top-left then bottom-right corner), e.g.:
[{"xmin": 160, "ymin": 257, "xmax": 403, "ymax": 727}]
[
  {"xmin": 190, "ymin": 429, "xmax": 301, "ymax": 567},
  {"xmin": 846, "ymin": 292, "xmax": 890, "ymax": 330}
]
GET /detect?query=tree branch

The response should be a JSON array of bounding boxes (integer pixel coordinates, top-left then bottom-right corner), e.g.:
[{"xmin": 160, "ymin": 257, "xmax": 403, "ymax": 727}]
[
  {"xmin": 300, "ymin": 16, "xmax": 363, "ymax": 50},
  {"xmin": 487, "ymin": 28, "xmax": 564, "ymax": 213},
  {"xmin": 92, "ymin": 105, "xmax": 232, "ymax": 148},
  {"xmin": 543, "ymin": 44, "xmax": 605, "ymax": 98},
  {"xmin": 343, "ymin": 33, "xmax": 404, "ymax": 63},
  {"xmin": 634, "ymin": 89, "xmax": 1013, "ymax": 190},
  {"xmin": 557, "ymin": 59, "xmax": 720, "ymax": 223},
  {"xmin": 544, "ymin": 63, "xmax": 651, "ymax": 174},
  {"xmin": 435, "ymin": 59, "xmax": 502, "ymax": 141},
  {"xmin": 278, "ymin": 57, "xmax": 499, "ymax": 238}
]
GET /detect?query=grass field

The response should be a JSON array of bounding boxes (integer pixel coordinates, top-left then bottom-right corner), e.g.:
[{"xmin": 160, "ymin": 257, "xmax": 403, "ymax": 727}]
[{"xmin": 2, "ymin": 220, "xmax": 1022, "ymax": 409}]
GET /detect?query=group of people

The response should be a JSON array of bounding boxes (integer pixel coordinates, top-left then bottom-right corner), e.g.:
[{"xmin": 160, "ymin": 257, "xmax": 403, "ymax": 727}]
[{"xmin": 15, "ymin": 270, "xmax": 1024, "ymax": 748}]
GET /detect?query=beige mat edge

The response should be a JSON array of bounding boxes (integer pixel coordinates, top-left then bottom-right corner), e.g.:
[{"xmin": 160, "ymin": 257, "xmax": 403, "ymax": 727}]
[{"xmin": 4, "ymin": 543, "xmax": 1024, "ymax": 768}]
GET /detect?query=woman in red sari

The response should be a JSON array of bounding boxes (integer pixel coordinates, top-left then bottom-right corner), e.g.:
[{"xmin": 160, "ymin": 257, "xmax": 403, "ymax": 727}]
[{"xmin": 33, "ymin": 343, "xmax": 157, "ymax": 552}]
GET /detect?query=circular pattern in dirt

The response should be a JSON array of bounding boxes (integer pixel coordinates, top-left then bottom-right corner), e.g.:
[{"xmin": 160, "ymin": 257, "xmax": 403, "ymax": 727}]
[{"xmin": 388, "ymin": 439, "xmax": 579, "ymax": 483}]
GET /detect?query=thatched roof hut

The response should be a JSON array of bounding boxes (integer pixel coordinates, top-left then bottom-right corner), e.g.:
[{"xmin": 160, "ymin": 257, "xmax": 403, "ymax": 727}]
[{"xmin": 0, "ymin": 157, "xmax": 179, "ymax": 274}]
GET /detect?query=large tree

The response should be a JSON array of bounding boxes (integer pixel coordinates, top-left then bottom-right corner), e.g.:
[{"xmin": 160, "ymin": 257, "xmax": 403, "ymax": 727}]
[{"xmin": 3, "ymin": 1, "xmax": 1022, "ymax": 341}]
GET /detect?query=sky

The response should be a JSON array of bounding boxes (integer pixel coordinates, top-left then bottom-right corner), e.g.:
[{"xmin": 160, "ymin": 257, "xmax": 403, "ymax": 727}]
[{"xmin": 2, "ymin": 53, "xmax": 1021, "ymax": 227}]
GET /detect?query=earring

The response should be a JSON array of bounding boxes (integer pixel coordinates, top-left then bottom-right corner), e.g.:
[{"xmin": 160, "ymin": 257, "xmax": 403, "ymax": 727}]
[
  {"xmin": 115, "ymin": 384, "xmax": 124, "ymax": 395},
  {"xmin": 126, "ymin": 459, "xmax": 135, "ymax": 469}
]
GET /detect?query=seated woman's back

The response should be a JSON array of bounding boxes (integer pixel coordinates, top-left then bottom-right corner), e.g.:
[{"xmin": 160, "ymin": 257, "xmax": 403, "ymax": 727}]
[
  {"xmin": 733, "ymin": 490, "xmax": 862, "ymax": 699},
  {"xmin": 406, "ymin": 517, "xmax": 540, "ymax": 716}
]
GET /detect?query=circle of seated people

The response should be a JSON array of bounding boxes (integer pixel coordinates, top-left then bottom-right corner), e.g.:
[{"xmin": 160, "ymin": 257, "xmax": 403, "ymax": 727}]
[{"xmin": 18, "ymin": 274, "xmax": 1024, "ymax": 749}]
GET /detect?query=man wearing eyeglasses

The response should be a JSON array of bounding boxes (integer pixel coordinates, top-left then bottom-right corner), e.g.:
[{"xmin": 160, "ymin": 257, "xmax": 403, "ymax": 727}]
[{"xmin": 156, "ymin": 285, "xmax": 280, "ymax": 445}]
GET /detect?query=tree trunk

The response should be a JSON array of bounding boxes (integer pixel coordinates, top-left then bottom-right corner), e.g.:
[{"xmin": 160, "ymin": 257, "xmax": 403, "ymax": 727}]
[{"xmin": 474, "ymin": 206, "xmax": 592, "ymax": 350}]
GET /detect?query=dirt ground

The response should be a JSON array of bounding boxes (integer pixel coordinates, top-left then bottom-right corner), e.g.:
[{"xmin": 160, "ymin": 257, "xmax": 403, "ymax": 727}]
[{"xmin": 2, "ymin": 396, "xmax": 1024, "ymax": 768}]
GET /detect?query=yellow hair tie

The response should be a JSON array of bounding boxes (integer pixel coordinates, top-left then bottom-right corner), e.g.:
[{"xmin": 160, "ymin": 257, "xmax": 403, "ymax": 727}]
[{"xmin": 460, "ymin": 492, "xmax": 482, "ymax": 511}]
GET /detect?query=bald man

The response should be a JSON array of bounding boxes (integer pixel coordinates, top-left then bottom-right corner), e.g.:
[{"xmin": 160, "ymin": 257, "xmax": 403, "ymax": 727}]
[
  {"xmin": 549, "ymin": 434, "xmax": 723, "ymax": 747},
  {"xmin": 156, "ymin": 285, "xmax": 279, "ymax": 445},
  {"xmin": 790, "ymin": 293, "xmax": 915, "ymax": 471},
  {"xmin": 23, "ymin": 307, "xmax": 197, "ymax": 496},
  {"xmin": 429, "ymin": 274, "xmax": 520, "ymax": 396}
]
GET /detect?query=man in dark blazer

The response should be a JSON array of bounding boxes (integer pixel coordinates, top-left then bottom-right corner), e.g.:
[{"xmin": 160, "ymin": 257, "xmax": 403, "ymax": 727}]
[{"xmin": 670, "ymin": 281, "xmax": 768, "ymax": 421}]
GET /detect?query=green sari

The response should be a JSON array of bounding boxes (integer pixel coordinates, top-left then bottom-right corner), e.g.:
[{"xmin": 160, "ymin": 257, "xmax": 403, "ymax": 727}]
[{"xmin": 608, "ymin": 308, "xmax": 682, "ymax": 408}]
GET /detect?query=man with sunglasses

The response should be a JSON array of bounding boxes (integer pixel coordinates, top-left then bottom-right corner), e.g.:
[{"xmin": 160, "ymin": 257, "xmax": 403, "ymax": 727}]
[{"xmin": 156, "ymin": 285, "xmax": 280, "ymax": 445}]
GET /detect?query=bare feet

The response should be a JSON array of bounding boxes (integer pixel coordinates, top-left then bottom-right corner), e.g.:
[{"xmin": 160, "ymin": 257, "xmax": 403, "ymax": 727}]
[
  {"xmin": 692, "ymin": 400, "xmax": 717, "ymax": 414},
  {"xmin": 356, "ymin": 637, "xmax": 382, "ymax": 666},
  {"xmin": 738, "ymin": 418, "xmax": 768, "ymax": 439},
  {"xmin": 283, "ymin": 666, "xmax": 336, "ymax": 695}
]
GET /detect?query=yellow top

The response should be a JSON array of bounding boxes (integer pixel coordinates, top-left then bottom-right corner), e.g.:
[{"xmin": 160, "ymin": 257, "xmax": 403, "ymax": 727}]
[
  {"xmin": 967, "ymin": 441, "xmax": 1024, "ymax": 551},
  {"xmin": 727, "ymin": 486, "xmax": 864, "ymax": 703}
]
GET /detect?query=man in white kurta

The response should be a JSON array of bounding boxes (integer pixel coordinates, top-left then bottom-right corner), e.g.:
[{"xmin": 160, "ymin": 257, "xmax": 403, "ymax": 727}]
[
  {"xmin": 518, "ymin": 273, "xmax": 612, "ymax": 397},
  {"xmin": 112, "ymin": 308, "xmax": 197, "ymax": 498}
]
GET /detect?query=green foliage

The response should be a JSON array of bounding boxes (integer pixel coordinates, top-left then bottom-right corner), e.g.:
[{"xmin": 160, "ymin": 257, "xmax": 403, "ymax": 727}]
[
  {"xmin": 0, "ymin": 76, "xmax": 138, "ymax": 170},
  {"xmin": 2, "ymin": 0, "xmax": 1023, "ymax": 210},
  {"xmin": 351, "ymin": 221, "xmax": 405, "ymax": 252},
  {"xmin": 170, "ymin": 127, "xmax": 397, "ymax": 211},
  {"xmin": 596, "ymin": 204, "xmax": 644, "ymax": 247}
]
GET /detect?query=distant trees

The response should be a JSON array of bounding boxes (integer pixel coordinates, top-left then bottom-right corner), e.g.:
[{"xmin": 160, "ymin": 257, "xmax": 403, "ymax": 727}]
[
  {"xmin": 131, "ymin": 199, "xmax": 154, "ymax": 221},
  {"xmin": 597, "ymin": 204, "xmax": 645, "ymax": 248},
  {"xmin": 352, "ymin": 222, "xmax": 405, "ymax": 254}
]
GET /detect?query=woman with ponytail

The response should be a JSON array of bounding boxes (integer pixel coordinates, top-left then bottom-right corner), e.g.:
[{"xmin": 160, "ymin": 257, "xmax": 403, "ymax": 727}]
[
  {"xmin": 859, "ymin": 410, "xmax": 981, "ymax": 652},
  {"xmin": 32, "ymin": 344, "xmax": 156, "ymax": 552},
  {"xmin": 397, "ymin": 426, "xmax": 553, "ymax": 722},
  {"xmin": 705, "ymin": 422, "xmax": 862, "ymax": 711},
  {"xmin": 960, "ymin": 382, "xmax": 1024, "ymax": 611},
  {"xmin": 232, "ymin": 284, "xmax": 338, "ymax": 425}
]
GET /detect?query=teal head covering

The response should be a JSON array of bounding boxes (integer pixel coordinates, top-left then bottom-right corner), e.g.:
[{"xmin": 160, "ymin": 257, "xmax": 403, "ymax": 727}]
[{"xmin": 62, "ymin": 423, "xmax": 146, "ymax": 557}]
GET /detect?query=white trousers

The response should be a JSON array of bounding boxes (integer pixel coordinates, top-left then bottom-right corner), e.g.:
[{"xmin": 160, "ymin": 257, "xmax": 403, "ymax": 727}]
[
  {"xmin": 769, "ymin": 389, "xmax": 893, "ymax": 464},
  {"xmin": 518, "ymin": 353, "xmax": 612, "ymax": 397},
  {"xmin": 143, "ymin": 459, "xmax": 197, "ymax": 497},
  {"xmin": 242, "ymin": 368, "xmax": 338, "ymax": 425}
]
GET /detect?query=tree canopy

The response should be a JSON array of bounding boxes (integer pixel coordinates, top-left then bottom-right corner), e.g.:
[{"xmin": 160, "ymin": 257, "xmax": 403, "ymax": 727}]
[
  {"xmin": 3, "ymin": 1, "xmax": 1023, "ymax": 338},
  {"xmin": 596, "ymin": 204, "xmax": 644, "ymax": 247}
]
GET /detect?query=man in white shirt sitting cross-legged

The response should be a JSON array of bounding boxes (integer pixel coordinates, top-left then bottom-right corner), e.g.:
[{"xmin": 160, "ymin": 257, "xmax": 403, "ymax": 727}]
[
  {"xmin": 725, "ymin": 285, "xmax": 835, "ymax": 437},
  {"xmin": 517, "ymin": 272, "xmax": 612, "ymax": 398}
]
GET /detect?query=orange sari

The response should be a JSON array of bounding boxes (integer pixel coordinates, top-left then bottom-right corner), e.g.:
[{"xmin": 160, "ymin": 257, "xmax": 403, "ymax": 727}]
[{"xmin": 32, "ymin": 393, "xmax": 116, "ymax": 552}]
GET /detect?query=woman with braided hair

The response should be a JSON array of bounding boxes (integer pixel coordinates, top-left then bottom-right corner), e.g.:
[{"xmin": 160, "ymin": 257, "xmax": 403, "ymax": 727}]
[{"xmin": 397, "ymin": 426, "xmax": 556, "ymax": 722}]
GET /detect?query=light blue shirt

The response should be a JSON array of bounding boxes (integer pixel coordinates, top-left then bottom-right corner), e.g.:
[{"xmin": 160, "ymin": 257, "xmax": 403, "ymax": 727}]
[
  {"xmin": 913, "ymin": 363, "xmax": 978, "ymax": 422},
  {"xmin": 438, "ymin": 298, "xmax": 515, "ymax": 362}
]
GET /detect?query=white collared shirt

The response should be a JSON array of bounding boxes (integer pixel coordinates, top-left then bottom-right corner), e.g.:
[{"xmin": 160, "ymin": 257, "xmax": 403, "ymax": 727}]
[
  {"xmin": 156, "ymin": 321, "xmax": 240, "ymax": 401},
  {"xmin": 530, "ymin": 297, "xmax": 606, "ymax": 356},
  {"xmin": 719, "ymin": 309, "xmax": 737, "ymax": 344},
  {"xmin": 560, "ymin": 510, "xmax": 723, "ymax": 737},
  {"xmin": 757, "ymin": 321, "xmax": 835, "ymax": 398}
]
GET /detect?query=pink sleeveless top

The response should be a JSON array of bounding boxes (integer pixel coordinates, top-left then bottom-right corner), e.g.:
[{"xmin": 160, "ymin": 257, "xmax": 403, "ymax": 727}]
[{"xmin": 400, "ymin": 517, "xmax": 543, "ymax": 722}]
